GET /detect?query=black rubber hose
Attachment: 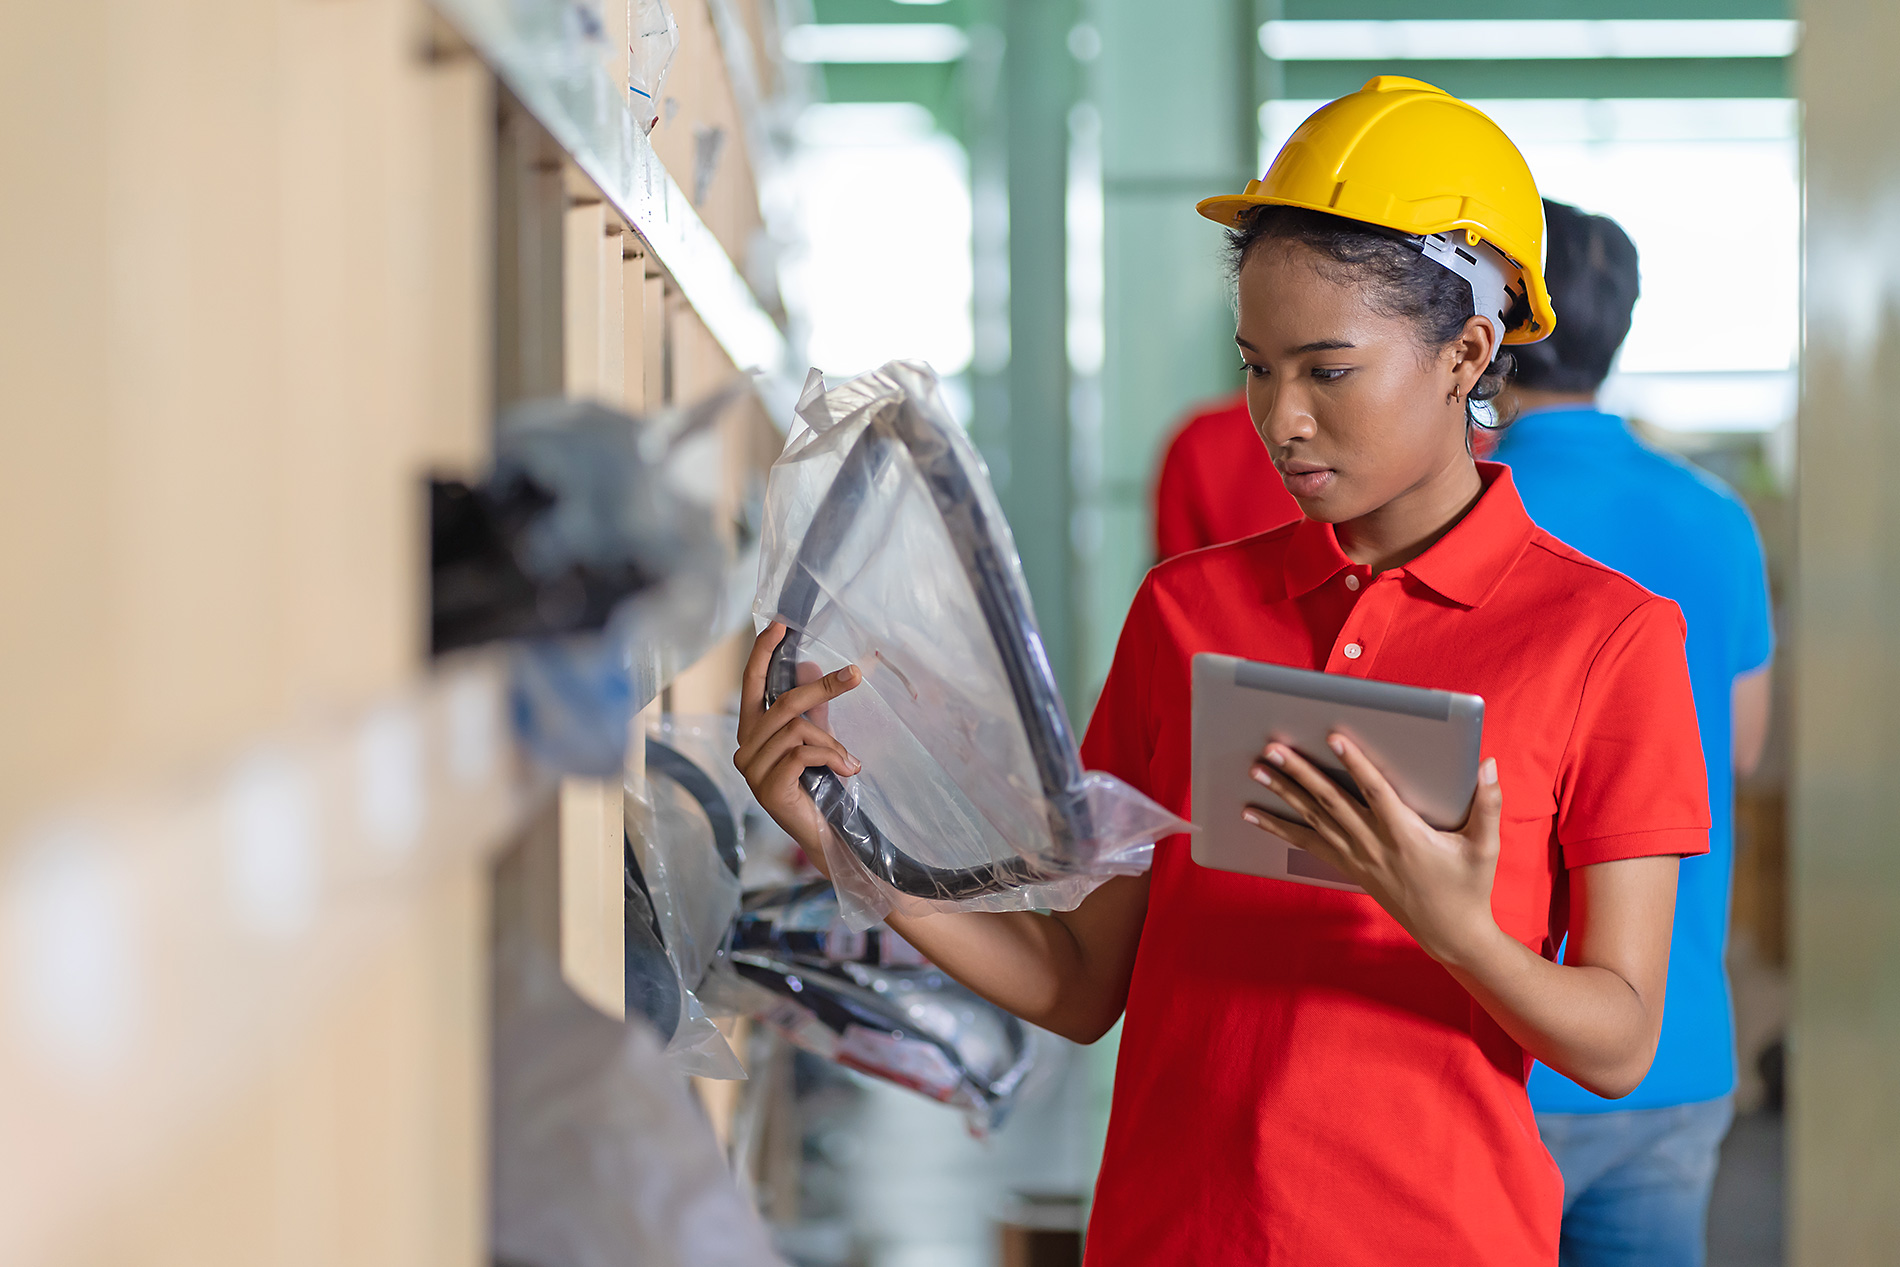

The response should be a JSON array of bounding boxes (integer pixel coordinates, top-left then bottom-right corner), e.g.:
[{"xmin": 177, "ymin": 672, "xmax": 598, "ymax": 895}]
[
  {"xmin": 624, "ymin": 736, "xmax": 743, "ymax": 1029},
  {"xmin": 727, "ymin": 952, "xmax": 1031, "ymax": 1103},
  {"xmin": 644, "ymin": 736, "xmax": 742, "ymax": 877},
  {"xmin": 764, "ymin": 391, "xmax": 1094, "ymax": 899}
]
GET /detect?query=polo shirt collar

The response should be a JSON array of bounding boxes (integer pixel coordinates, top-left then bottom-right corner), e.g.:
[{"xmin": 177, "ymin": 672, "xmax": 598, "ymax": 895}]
[{"xmin": 1281, "ymin": 462, "xmax": 1535, "ymax": 610}]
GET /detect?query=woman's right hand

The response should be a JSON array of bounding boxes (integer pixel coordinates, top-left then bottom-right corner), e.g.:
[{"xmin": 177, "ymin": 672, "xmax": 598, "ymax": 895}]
[{"xmin": 734, "ymin": 622, "xmax": 865, "ymax": 873}]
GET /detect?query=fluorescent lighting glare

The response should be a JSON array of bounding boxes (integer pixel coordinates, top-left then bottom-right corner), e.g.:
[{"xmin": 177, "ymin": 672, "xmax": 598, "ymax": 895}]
[
  {"xmin": 1598, "ymin": 372, "xmax": 1795, "ymax": 434},
  {"xmin": 795, "ymin": 102, "xmax": 939, "ymax": 147},
  {"xmin": 782, "ymin": 23, "xmax": 969, "ymax": 64},
  {"xmin": 1260, "ymin": 19, "xmax": 1800, "ymax": 62}
]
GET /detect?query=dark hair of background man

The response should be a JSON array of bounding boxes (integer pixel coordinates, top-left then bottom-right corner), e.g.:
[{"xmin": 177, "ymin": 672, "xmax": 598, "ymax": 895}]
[{"xmin": 1512, "ymin": 200, "xmax": 1642, "ymax": 394}]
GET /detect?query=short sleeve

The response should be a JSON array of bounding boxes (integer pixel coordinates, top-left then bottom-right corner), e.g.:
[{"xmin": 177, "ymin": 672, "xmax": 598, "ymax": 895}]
[
  {"xmin": 1080, "ymin": 576, "xmax": 1161, "ymax": 795},
  {"xmin": 1153, "ymin": 428, "xmax": 1203, "ymax": 561},
  {"xmin": 1723, "ymin": 499, "xmax": 1775, "ymax": 677},
  {"xmin": 1557, "ymin": 597, "xmax": 1711, "ymax": 868}
]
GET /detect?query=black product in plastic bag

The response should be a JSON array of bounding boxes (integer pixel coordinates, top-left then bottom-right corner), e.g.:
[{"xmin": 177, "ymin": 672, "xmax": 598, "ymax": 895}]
[
  {"xmin": 722, "ymin": 880, "xmax": 1041, "ymax": 1133},
  {"xmin": 754, "ymin": 362, "xmax": 1187, "ymax": 927},
  {"xmin": 626, "ymin": 731, "xmax": 747, "ymax": 1080},
  {"xmin": 431, "ymin": 394, "xmax": 737, "ymax": 778},
  {"xmin": 429, "ymin": 398, "xmax": 714, "ymax": 654}
]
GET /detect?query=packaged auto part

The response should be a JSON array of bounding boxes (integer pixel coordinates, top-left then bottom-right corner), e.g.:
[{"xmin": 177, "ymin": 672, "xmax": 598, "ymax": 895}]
[
  {"xmin": 723, "ymin": 880, "xmax": 1041, "ymax": 1133},
  {"xmin": 624, "ymin": 730, "xmax": 747, "ymax": 1079},
  {"xmin": 429, "ymin": 397, "xmax": 718, "ymax": 656},
  {"xmin": 431, "ymin": 393, "xmax": 733, "ymax": 777},
  {"xmin": 754, "ymin": 361, "xmax": 1189, "ymax": 927}
]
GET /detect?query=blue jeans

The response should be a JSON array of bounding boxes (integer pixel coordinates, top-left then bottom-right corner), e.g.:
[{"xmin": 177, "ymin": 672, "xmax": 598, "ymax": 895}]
[{"xmin": 1536, "ymin": 1095, "xmax": 1734, "ymax": 1267}]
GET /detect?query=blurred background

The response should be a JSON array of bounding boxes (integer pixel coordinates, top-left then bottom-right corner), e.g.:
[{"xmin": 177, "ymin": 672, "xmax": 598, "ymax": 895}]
[{"xmin": 0, "ymin": 0, "xmax": 1889, "ymax": 1264}]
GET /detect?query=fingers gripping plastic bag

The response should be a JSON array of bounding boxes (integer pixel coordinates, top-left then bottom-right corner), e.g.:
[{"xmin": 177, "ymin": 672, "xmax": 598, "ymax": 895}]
[{"xmin": 754, "ymin": 361, "xmax": 1188, "ymax": 928}]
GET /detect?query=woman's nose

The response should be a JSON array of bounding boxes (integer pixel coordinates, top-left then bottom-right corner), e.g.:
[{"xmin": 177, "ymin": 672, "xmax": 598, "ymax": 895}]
[{"xmin": 1253, "ymin": 384, "xmax": 1316, "ymax": 447}]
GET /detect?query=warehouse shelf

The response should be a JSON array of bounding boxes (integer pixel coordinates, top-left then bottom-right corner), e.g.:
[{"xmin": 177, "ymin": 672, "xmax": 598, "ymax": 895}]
[
  {"xmin": 1, "ymin": 0, "xmax": 791, "ymax": 1256},
  {"xmin": 0, "ymin": 653, "xmax": 534, "ymax": 1262},
  {"xmin": 436, "ymin": 0, "xmax": 800, "ymax": 419}
]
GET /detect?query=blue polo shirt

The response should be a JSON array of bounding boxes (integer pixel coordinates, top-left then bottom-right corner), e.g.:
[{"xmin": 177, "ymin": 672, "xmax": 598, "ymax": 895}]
[{"xmin": 1497, "ymin": 407, "xmax": 1774, "ymax": 1112}]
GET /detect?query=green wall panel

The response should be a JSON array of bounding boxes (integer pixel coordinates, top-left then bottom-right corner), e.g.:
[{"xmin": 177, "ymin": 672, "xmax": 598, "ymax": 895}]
[
  {"xmin": 1280, "ymin": 57, "xmax": 1791, "ymax": 101},
  {"xmin": 1282, "ymin": 0, "xmax": 1787, "ymax": 17}
]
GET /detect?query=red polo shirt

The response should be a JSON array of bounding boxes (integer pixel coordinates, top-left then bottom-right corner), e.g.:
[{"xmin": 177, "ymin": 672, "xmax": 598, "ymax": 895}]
[
  {"xmin": 1081, "ymin": 463, "xmax": 1709, "ymax": 1265},
  {"xmin": 1153, "ymin": 391, "xmax": 1301, "ymax": 560}
]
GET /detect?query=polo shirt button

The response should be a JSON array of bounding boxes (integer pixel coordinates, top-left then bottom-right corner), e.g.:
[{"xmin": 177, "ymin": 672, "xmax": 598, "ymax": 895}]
[
  {"xmin": 1343, "ymin": 643, "xmax": 1363, "ymax": 659},
  {"xmin": 1344, "ymin": 574, "xmax": 1360, "ymax": 591}
]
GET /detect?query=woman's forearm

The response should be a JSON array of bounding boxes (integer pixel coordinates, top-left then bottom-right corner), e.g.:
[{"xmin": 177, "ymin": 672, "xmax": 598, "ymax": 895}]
[
  {"xmin": 882, "ymin": 873, "xmax": 1149, "ymax": 1044},
  {"xmin": 1433, "ymin": 855, "xmax": 1678, "ymax": 1098},
  {"xmin": 1251, "ymin": 741, "xmax": 1681, "ymax": 1098},
  {"xmin": 883, "ymin": 908, "xmax": 1098, "ymax": 1038},
  {"xmin": 1437, "ymin": 924, "xmax": 1662, "ymax": 1098}
]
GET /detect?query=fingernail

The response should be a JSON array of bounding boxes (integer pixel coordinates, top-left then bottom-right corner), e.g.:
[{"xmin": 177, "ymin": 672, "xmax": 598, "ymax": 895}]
[
  {"xmin": 1328, "ymin": 736, "xmax": 1346, "ymax": 755},
  {"xmin": 1480, "ymin": 758, "xmax": 1498, "ymax": 786},
  {"xmin": 1251, "ymin": 769, "xmax": 1272, "ymax": 787},
  {"xmin": 1242, "ymin": 810, "xmax": 1261, "ymax": 825},
  {"xmin": 839, "ymin": 666, "xmax": 859, "ymax": 684},
  {"xmin": 1265, "ymin": 748, "xmax": 1285, "ymax": 767}
]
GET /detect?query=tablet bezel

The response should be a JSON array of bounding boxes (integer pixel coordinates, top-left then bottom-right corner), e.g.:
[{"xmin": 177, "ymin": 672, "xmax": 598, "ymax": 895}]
[{"xmin": 1189, "ymin": 654, "xmax": 1484, "ymax": 890}]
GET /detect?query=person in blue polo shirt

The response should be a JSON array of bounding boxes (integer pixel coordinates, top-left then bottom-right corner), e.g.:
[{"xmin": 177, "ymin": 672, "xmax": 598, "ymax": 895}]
[{"xmin": 1495, "ymin": 200, "xmax": 1775, "ymax": 1267}]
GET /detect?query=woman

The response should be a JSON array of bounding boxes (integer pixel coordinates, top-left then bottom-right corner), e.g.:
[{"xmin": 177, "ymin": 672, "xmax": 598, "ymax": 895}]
[{"xmin": 735, "ymin": 78, "xmax": 1709, "ymax": 1264}]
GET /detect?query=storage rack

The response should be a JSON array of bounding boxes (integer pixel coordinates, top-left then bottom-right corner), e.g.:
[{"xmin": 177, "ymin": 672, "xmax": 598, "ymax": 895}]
[{"xmin": 0, "ymin": 0, "xmax": 797, "ymax": 1259}]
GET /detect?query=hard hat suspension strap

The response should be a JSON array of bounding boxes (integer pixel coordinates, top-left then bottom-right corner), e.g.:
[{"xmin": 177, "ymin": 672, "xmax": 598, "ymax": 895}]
[{"xmin": 1407, "ymin": 232, "xmax": 1529, "ymax": 350}]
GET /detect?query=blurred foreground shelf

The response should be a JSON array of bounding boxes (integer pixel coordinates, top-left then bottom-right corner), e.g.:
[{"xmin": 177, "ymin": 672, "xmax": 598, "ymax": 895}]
[{"xmin": 0, "ymin": 0, "xmax": 795, "ymax": 1259}]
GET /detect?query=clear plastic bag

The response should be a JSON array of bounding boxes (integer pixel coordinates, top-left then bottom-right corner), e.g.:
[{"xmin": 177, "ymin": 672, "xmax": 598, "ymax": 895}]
[
  {"xmin": 753, "ymin": 361, "xmax": 1189, "ymax": 928},
  {"xmin": 628, "ymin": 0, "xmax": 680, "ymax": 135},
  {"xmin": 490, "ymin": 934, "xmax": 785, "ymax": 1267},
  {"xmin": 438, "ymin": 394, "xmax": 727, "ymax": 777},
  {"xmin": 624, "ymin": 727, "xmax": 748, "ymax": 1080},
  {"xmin": 717, "ymin": 880, "xmax": 1044, "ymax": 1134}
]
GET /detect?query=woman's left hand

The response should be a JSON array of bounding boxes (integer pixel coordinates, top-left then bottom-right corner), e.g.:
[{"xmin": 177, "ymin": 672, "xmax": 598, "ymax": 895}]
[{"xmin": 1244, "ymin": 736, "xmax": 1504, "ymax": 967}]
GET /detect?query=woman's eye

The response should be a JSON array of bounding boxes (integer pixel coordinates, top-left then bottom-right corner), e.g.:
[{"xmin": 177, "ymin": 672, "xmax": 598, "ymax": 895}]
[
  {"xmin": 1311, "ymin": 367, "xmax": 1349, "ymax": 382},
  {"xmin": 1240, "ymin": 362, "xmax": 1269, "ymax": 379}
]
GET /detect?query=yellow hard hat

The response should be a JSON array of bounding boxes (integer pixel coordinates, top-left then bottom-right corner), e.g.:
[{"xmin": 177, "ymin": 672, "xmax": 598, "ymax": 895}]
[{"xmin": 1199, "ymin": 76, "xmax": 1555, "ymax": 344}]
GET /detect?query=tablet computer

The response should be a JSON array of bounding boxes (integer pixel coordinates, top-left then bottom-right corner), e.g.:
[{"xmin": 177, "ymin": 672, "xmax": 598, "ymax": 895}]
[{"xmin": 1190, "ymin": 653, "xmax": 1484, "ymax": 891}]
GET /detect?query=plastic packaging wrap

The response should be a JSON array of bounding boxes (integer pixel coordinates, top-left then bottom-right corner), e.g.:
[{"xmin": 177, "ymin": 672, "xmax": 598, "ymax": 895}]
[
  {"xmin": 625, "ymin": 730, "xmax": 747, "ymax": 1079},
  {"xmin": 431, "ymin": 397, "xmax": 721, "ymax": 654},
  {"xmin": 719, "ymin": 880, "xmax": 1042, "ymax": 1133},
  {"xmin": 458, "ymin": 394, "xmax": 730, "ymax": 777},
  {"xmin": 491, "ymin": 934, "xmax": 785, "ymax": 1267},
  {"xmin": 753, "ymin": 361, "xmax": 1189, "ymax": 927},
  {"xmin": 628, "ymin": 0, "xmax": 680, "ymax": 134}
]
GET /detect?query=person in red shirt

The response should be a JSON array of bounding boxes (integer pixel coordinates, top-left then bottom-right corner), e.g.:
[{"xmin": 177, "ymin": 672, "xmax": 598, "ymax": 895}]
[
  {"xmin": 736, "ymin": 79, "xmax": 1706, "ymax": 1263},
  {"xmin": 1153, "ymin": 391, "xmax": 1302, "ymax": 559}
]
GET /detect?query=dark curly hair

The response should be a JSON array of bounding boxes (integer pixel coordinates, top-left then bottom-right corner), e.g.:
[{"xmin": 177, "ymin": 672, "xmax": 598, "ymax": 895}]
[
  {"xmin": 1225, "ymin": 205, "xmax": 1515, "ymax": 429},
  {"xmin": 1510, "ymin": 199, "xmax": 1637, "ymax": 395}
]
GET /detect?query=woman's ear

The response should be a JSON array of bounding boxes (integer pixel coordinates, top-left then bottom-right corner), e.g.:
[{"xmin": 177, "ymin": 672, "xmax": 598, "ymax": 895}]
[{"xmin": 1448, "ymin": 314, "xmax": 1499, "ymax": 397}]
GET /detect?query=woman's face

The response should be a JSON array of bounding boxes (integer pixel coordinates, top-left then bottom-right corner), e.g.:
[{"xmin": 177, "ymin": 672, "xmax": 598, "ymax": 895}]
[{"xmin": 1236, "ymin": 242, "xmax": 1489, "ymax": 524}]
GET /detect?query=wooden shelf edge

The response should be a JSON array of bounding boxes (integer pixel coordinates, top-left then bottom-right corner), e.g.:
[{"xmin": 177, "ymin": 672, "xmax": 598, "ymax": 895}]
[{"xmin": 433, "ymin": 0, "xmax": 800, "ymax": 424}]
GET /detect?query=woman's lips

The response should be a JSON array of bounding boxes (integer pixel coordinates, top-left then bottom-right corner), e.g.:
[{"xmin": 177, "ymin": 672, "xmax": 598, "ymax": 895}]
[{"xmin": 1279, "ymin": 465, "xmax": 1335, "ymax": 498}]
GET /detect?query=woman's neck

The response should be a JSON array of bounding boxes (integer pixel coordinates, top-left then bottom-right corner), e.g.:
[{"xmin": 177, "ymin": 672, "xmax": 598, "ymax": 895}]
[{"xmin": 1334, "ymin": 452, "xmax": 1485, "ymax": 575}]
